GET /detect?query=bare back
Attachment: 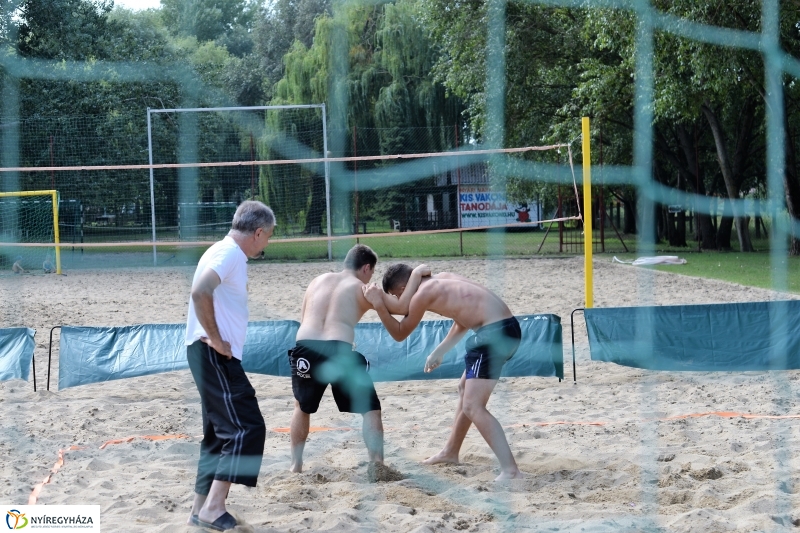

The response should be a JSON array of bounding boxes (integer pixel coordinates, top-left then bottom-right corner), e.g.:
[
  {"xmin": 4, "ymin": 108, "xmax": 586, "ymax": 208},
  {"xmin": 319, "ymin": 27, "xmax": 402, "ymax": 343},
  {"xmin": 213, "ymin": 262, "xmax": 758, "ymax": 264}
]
[
  {"xmin": 414, "ymin": 274, "xmax": 512, "ymax": 331},
  {"xmin": 296, "ymin": 271, "xmax": 372, "ymax": 344}
]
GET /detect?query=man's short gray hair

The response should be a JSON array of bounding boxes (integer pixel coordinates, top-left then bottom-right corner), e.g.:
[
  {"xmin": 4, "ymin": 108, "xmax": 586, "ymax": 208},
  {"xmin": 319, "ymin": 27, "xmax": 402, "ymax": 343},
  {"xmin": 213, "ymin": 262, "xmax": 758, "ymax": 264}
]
[{"xmin": 231, "ymin": 201, "xmax": 275, "ymax": 233}]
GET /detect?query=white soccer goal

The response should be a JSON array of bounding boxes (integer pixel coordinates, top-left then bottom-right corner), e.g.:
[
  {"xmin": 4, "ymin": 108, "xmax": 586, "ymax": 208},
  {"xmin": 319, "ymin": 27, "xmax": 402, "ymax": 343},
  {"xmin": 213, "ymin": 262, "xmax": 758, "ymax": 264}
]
[
  {"xmin": 0, "ymin": 190, "xmax": 61, "ymax": 275},
  {"xmin": 146, "ymin": 104, "xmax": 331, "ymax": 262}
]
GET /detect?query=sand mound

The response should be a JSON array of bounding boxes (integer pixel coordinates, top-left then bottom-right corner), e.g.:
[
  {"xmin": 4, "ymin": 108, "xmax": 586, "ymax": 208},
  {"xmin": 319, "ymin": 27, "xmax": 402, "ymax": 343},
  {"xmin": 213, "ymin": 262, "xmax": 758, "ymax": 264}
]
[{"xmin": 368, "ymin": 462, "xmax": 405, "ymax": 483}]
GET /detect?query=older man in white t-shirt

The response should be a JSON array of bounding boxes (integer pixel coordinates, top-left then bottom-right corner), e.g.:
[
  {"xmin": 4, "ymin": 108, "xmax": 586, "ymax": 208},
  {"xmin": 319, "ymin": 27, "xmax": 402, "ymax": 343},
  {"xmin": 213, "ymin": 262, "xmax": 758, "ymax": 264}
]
[{"xmin": 185, "ymin": 200, "xmax": 275, "ymax": 532}]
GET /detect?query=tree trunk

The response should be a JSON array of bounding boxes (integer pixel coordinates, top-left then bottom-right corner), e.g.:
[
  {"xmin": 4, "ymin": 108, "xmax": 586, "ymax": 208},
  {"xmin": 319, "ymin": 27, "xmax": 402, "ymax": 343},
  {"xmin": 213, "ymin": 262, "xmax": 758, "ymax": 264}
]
[
  {"xmin": 658, "ymin": 205, "xmax": 667, "ymax": 242},
  {"xmin": 702, "ymin": 101, "xmax": 755, "ymax": 252},
  {"xmin": 636, "ymin": 198, "xmax": 658, "ymax": 244},
  {"xmin": 792, "ymin": 237, "xmax": 800, "ymax": 256},
  {"xmin": 672, "ymin": 124, "xmax": 716, "ymax": 249},
  {"xmin": 733, "ymin": 216, "xmax": 753, "ymax": 252},
  {"xmin": 672, "ymin": 209, "xmax": 687, "ymax": 247},
  {"xmin": 697, "ymin": 210, "xmax": 716, "ymax": 249},
  {"xmin": 622, "ymin": 196, "xmax": 636, "ymax": 234},
  {"xmin": 717, "ymin": 213, "xmax": 733, "ymax": 251},
  {"xmin": 305, "ymin": 174, "xmax": 326, "ymax": 234},
  {"xmin": 783, "ymin": 103, "xmax": 800, "ymax": 256}
]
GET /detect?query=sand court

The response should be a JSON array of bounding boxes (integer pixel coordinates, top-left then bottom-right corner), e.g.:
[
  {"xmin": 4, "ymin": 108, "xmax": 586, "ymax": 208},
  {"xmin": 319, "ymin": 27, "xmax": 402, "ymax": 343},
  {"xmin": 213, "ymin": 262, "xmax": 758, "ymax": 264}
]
[{"xmin": 2, "ymin": 257, "xmax": 800, "ymax": 532}]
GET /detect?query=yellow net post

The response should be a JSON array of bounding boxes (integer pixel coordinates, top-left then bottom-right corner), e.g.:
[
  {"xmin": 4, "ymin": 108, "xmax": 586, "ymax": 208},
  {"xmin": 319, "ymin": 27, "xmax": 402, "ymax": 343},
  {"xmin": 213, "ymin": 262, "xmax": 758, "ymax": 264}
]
[
  {"xmin": 51, "ymin": 190, "xmax": 61, "ymax": 275},
  {"xmin": 582, "ymin": 117, "xmax": 593, "ymax": 308}
]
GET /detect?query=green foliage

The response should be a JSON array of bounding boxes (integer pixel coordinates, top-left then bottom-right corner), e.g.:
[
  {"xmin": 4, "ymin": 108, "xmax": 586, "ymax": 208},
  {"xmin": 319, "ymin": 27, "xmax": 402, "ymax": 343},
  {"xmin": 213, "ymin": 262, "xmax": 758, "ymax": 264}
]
[
  {"xmin": 17, "ymin": 0, "xmax": 116, "ymax": 60},
  {"xmin": 258, "ymin": 107, "xmax": 325, "ymax": 230},
  {"xmin": 5, "ymin": 0, "xmax": 800, "ymax": 263},
  {"xmin": 273, "ymin": 37, "xmax": 328, "ymax": 105},
  {"xmin": 252, "ymin": 0, "xmax": 331, "ymax": 102},
  {"xmin": 418, "ymin": 2, "xmax": 590, "ymax": 208},
  {"xmin": 7, "ymin": 0, "xmax": 254, "ymax": 226},
  {"xmin": 268, "ymin": 0, "xmax": 464, "ymax": 232},
  {"xmin": 414, "ymin": 0, "xmax": 800, "ymax": 252},
  {"xmin": 160, "ymin": 0, "xmax": 257, "ymax": 42}
]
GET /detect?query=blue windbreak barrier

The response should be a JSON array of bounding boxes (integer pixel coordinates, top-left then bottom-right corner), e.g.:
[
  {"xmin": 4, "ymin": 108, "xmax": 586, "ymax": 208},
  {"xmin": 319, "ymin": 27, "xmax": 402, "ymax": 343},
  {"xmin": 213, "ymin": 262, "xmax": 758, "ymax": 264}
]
[
  {"xmin": 585, "ymin": 301, "xmax": 800, "ymax": 371},
  {"xmin": 241, "ymin": 320, "xmax": 301, "ymax": 376},
  {"xmin": 0, "ymin": 328, "xmax": 35, "ymax": 382},
  {"xmin": 57, "ymin": 321, "xmax": 303, "ymax": 388},
  {"xmin": 59, "ymin": 324, "xmax": 188, "ymax": 389},
  {"xmin": 355, "ymin": 315, "xmax": 563, "ymax": 381},
  {"xmin": 58, "ymin": 314, "xmax": 563, "ymax": 388}
]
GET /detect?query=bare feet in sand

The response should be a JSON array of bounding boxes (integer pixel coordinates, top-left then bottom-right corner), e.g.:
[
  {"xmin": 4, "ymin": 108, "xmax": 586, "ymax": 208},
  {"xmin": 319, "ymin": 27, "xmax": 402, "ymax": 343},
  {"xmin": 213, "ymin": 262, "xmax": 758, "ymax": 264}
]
[
  {"xmin": 422, "ymin": 450, "xmax": 459, "ymax": 465},
  {"xmin": 495, "ymin": 469, "xmax": 524, "ymax": 482},
  {"xmin": 423, "ymin": 452, "xmax": 523, "ymax": 481},
  {"xmin": 289, "ymin": 462, "xmax": 302, "ymax": 473}
]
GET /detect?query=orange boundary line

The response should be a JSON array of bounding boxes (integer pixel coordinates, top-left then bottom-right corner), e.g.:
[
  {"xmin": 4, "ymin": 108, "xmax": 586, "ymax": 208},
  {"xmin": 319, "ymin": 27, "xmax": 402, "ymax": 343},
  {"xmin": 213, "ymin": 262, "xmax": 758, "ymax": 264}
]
[
  {"xmin": 271, "ymin": 426, "xmax": 352, "ymax": 433},
  {"xmin": 659, "ymin": 411, "xmax": 800, "ymax": 421},
  {"xmin": 28, "ymin": 445, "xmax": 85, "ymax": 505},
  {"xmin": 505, "ymin": 421, "xmax": 607, "ymax": 428},
  {"xmin": 99, "ymin": 434, "xmax": 191, "ymax": 449},
  {"xmin": 29, "ymin": 435, "xmax": 191, "ymax": 504}
]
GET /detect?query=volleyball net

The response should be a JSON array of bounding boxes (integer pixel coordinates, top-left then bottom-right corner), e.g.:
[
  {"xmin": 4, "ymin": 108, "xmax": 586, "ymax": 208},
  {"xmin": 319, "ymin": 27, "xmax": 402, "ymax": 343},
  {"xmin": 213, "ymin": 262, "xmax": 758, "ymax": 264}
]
[{"xmin": 0, "ymin": 107, "xmax": 592, "ymax": 267}]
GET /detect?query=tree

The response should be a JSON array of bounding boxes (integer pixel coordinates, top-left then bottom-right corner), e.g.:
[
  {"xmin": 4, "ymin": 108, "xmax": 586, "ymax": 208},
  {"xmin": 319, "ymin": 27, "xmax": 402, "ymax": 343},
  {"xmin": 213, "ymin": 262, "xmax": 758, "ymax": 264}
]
[
  {"xmin": 266, "ymin": 0, "xmax": 464, "ymax": 233},
  {"xmin": 17, "ymin": 0, "xmax": 119, "ymax": 59},
  {"xmin": 12, "ymin": 0, "xmax": 186, "ymax": 223},
  {"xmin": 160, "ymin": 0, "xmax": 257, "ymax": 42},
  {"xmin": 251, "ymin": 0, "xmax": 331, "ymax": 102},
  {"xmin": 554, "ymin": 3, "xmax": 770, "ymax": 250},
  {"xmin": 419, "ymin": 2, "xmax": 600, "ymax": 222},
  {"xmin": 418, "ymin": 0, "xmax": 800, "ymax": 253}
]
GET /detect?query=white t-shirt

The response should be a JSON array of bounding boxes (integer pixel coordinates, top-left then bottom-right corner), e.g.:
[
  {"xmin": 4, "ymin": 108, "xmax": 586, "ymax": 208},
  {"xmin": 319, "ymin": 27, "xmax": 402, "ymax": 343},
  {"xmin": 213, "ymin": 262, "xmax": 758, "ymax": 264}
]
[{"xmin": 185, "ymin": 236, "xmax": 249, "ymax": 360}]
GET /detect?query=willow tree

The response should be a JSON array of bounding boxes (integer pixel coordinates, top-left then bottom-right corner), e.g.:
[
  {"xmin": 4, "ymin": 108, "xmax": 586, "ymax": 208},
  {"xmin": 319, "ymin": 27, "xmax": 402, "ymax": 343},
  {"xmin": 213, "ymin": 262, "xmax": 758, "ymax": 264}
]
[
  {"xmin": 263, "ymin": 0, "xmax": 464, "ymax": 233},
  {"xmin": 260, "ymin": 23, "xmax": 331, "ymax": 233}
]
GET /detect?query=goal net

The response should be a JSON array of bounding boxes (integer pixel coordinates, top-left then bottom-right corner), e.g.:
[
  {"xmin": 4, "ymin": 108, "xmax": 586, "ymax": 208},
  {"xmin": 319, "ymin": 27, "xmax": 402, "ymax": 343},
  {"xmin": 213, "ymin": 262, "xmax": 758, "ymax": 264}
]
[
  {"xmin": 148, "ymin": 105, "xmax": 327, "ymax": 252},
  {"xmin": 0, "ymin": 190, "xmax": 60, "ymax": 275},
  {"xmin": 177, "ymin": 202, "xmax": 237, "ymax": 241}
]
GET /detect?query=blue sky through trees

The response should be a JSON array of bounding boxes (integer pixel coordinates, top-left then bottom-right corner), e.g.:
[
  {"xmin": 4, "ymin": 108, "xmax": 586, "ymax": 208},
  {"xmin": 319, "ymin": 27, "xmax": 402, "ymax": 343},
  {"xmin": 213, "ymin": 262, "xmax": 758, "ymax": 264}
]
[{"xmin": 114, "ymin": 0, "xmax": 160, "ymax": 10}]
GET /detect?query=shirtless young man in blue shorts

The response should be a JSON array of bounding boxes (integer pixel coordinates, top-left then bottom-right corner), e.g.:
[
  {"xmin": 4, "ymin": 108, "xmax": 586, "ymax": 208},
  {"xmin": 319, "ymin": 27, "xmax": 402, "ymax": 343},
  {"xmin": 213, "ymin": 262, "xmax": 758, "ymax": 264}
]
[
  {"xmin": 363, "ymin": 264, "xmax": 523, "ymax": 481},
  {"xmin": 288, "ymin": 245, "xmax": 428, "ymax": 478}
]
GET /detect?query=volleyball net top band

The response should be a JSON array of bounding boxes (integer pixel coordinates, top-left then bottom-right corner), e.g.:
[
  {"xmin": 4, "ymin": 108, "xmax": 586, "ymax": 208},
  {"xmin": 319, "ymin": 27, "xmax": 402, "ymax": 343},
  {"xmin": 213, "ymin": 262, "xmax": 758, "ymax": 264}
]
[
  {"xmin": 0, "ymin": 144, "xmax": 571, "ymax": 173},
  {"xmin": 0, "ymin": 142, "xmax": 584, "ymax": 252}
]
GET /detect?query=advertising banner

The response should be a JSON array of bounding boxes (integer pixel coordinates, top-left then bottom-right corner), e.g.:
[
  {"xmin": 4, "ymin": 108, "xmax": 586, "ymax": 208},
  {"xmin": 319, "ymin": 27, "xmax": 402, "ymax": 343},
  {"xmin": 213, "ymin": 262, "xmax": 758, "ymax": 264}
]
[{"xmin": 458, "ymin": 185, "xmax": 541, "ymax": 228}]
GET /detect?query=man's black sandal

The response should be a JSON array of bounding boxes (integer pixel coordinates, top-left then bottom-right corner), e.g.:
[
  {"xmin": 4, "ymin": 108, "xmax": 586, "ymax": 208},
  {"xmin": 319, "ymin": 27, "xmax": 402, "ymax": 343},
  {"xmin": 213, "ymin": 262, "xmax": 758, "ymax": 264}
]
[{"xmin": 191, "ymin": 511, "xmax": 238, "ymax": 531}]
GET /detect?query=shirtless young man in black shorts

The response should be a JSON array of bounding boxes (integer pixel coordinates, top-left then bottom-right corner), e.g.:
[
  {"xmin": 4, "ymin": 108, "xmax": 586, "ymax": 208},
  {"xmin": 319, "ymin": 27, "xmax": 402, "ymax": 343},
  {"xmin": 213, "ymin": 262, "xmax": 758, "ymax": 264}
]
[
  {"xmin": 363, "ymin": 264, "xmax": 523, "ymax": 481},
  {"xmin": 288, "ymin": 245, "xmax": 428, "ymax": 476}
]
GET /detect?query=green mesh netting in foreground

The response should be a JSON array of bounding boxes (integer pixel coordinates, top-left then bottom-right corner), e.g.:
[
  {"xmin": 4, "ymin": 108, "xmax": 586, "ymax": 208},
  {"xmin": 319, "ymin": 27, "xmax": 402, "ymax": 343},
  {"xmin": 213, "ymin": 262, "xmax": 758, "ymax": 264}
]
[{"xmin": 0, "ymin": 0, "xmax": 800, "ymax": 530}]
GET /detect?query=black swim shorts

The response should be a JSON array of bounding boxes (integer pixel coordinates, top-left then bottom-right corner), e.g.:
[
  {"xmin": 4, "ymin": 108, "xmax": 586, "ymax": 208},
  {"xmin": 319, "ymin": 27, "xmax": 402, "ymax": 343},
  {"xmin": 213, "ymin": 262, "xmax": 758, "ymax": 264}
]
[
  {"xmin": 288, "ymin": 340, "xmax": 382, "ymax": 415},
  {"xmin": 464, "ymin": 317, "xmax": 522, "ymax": 380}
]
